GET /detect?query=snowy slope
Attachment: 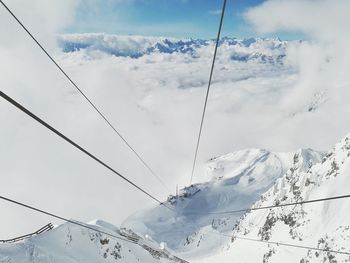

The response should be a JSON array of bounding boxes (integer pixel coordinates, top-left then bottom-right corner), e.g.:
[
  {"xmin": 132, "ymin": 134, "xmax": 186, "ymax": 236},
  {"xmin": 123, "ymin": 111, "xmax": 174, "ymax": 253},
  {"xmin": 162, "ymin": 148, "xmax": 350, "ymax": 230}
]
[
  {"xmin": 122, "ymin": 148, "xmax": 323, "ymax": 258},
  {"xmin": 0, "ymin": 220, "xmax": 188, "ymax": 263},
  {"xmin": 194, "ymin": 134, "xmax": 350, "ymax": 263},
  {"xmin": 2, "ymin": 144, "xmax": 343, "ymax": 263}
]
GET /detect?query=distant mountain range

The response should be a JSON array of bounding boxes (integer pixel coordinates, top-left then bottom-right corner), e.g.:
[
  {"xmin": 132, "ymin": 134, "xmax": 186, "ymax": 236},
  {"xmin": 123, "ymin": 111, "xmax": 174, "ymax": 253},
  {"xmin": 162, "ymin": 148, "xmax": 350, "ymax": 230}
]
[{"xmin": 58, "ymin": 33, "xmax": 290, "ymax": 63}]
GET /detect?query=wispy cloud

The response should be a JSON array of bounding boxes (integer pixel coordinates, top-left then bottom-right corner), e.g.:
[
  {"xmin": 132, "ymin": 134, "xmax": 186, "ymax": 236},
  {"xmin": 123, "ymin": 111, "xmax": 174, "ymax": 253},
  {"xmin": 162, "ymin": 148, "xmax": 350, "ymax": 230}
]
[
  {"xmin": 244, "ymin": 0, "xmax": 350, "ymax": 113},
  {"xmin": 208, "ymin": 9, "xmax": 221, "ymax": 15}
]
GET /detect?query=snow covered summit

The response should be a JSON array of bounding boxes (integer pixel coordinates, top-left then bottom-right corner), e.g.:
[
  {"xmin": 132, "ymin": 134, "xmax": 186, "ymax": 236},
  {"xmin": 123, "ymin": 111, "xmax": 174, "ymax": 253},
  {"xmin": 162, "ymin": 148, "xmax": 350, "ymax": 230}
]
[{"xmin": 195, "ymin": 134, "xmax": 350, "ymax": 262}]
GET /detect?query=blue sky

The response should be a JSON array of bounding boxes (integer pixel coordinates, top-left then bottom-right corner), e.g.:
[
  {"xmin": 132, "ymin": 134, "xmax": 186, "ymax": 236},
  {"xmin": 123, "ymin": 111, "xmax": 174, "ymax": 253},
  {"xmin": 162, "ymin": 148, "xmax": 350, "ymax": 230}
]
[{"xmin": 67, "ymin": 0, "xmax": 301, "ymax": 40}]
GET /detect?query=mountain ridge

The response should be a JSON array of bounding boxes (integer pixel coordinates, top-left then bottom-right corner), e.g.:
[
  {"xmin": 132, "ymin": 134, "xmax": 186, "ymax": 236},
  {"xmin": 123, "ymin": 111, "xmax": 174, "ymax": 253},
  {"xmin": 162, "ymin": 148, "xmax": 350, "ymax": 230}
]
[
  {"xmin": 196, "ymin": 134, "xmax": 350, "ymax": 262},
  {"xmin": 58, "ymin": 33, "xmax": 289, "ymax": 62}
]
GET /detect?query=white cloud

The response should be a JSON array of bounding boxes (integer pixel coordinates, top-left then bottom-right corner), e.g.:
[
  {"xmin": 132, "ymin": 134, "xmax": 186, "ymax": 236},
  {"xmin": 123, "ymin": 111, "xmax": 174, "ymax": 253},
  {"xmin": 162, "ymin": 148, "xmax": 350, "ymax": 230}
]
[
  {"xmin": 245, "ymin": 0, "xmax": 350, "ymax": 42},
  {"xmin": 244, "ymin": 0, "xmax": 350, "ymax": 125},
  {"xmin": 208, "ymin": 9, "xmax": 221, "ymax": 15},
  {"xmin": 0, "ymin": 0, "xmax": 78, "ymax": 50}
]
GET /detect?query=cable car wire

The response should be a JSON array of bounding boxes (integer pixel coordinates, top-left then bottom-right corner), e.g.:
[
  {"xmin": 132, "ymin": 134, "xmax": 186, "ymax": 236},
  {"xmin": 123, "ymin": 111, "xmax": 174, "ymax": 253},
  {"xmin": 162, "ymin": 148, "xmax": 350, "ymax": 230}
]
[
  {"xmin": 0, "ymin": 195, "xmax": 136, "ymax": 244},
  {"xmin": 233, "ymin": 235, "xmax": 350, "ymax": 256},
  {"xmin": 209, "ymin": 231, "xmax": 350, "ymax": 256},
  {"xmin": 0, "ymin": 0, "xmax": 169, "ymax": 192},
  {"xmin": 183, "ymin": 194, "xmax": 350, "ymax": 215},
  {"xmin": 190, "ymin": 0, "xmax": 227, "ymax": 184},
  {"xmin": 0, "ymin": 90, "xmax": 171, "ymax": 210}
]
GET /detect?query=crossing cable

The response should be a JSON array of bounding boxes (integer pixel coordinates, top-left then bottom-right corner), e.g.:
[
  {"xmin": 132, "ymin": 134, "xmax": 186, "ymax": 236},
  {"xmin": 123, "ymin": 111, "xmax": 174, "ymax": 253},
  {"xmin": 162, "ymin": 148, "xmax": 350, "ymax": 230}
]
[
  {"xmin": 138, "ymin": 227, "xmax": 350, "ymax": 257},
  {"xmin": 233, "ymin": 235, "xmax": 350, "ymax": 256},
  {"xmin": 0, "ymin": 195, "xmax": 136, "ymax": 245},
  {"xmin": 0, "ymin": 0, "xmax": 168, "ymax": 192},
  {"xmin": 219, "ymin": 194, "xmax": 350, "ymax": 256},
  {"xmin": 209, "ymin": 231, "xmax": 350, "ymax": 256},
  {"xmin": 190, "ymin": 0, "xmax": 227, "ymax": 184},
  {"xmin": 182, "ymin": 194, "xmax": 350, "ymax": 215},
  {"xmin": 0, "ymin": 90, "xmax": 173, "ymax": 211}
]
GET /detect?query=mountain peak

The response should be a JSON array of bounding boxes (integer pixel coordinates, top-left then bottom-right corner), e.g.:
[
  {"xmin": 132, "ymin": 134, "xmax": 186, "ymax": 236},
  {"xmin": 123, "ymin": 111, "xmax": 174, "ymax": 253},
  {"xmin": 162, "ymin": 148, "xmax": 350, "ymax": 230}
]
[{"xmin": 197, "ymin": 133, "xmax": 350, "ymax": 262}]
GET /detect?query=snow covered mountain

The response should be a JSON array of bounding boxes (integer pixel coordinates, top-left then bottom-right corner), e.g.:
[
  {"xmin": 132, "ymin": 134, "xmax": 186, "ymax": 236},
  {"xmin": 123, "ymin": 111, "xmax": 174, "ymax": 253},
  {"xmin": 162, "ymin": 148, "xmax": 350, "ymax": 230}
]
[
  {"xmin": 3, "ymin": 135, "xmax": 350, "ymax": 262},
  {"xmin": 192, "ymin": 134, "xmax": 350, "ymax": 262},
  {"xmin": 0, "ymin": 219, "xmax": 188, "ymax": 263},
  {"xmin": 121, "ymin": 134, "xmax": 350, "ymax": 262},
  {"xmin": 0, "ymin": 147, "xmax": 324, "ymax": 262},
  {"xmin": 122, "ymin": 148, "xmax": 324, "ymax": 259},
  {"xmin": 58, "ymin": 33, "xmax": 288, "ymax": 63}
]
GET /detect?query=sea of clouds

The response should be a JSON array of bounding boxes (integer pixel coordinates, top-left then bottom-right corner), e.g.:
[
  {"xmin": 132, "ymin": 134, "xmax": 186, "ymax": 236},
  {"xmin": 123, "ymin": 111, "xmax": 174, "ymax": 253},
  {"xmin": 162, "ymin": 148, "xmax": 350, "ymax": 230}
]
[{"xmin": 1, "ymin": 0, "xmax": 350, "ymax": 239}]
